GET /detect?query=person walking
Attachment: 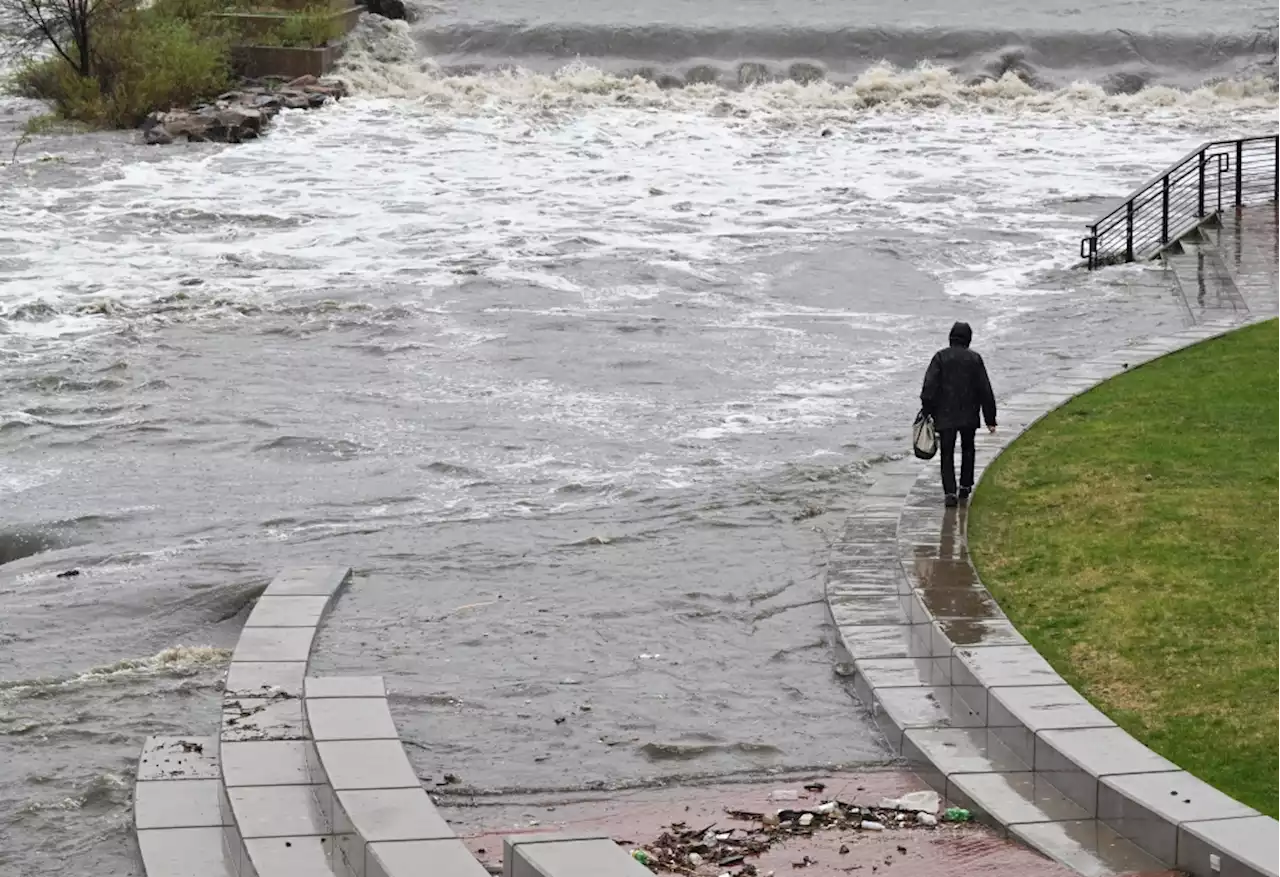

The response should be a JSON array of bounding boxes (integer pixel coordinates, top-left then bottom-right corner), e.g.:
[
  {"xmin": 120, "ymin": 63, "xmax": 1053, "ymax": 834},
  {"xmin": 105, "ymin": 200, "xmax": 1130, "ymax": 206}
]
[{"xmin": 920, "ymin": 322, "xmax": 997, "ymax": 507}]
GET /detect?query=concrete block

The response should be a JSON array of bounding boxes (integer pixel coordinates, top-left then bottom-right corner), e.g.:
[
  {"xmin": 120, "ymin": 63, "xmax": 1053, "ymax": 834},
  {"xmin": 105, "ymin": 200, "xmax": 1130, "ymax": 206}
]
[
  {"xmin": 369, "ymin": 838, "xmax": 490, "ymax": 877},
  {"xmin": 1035, "ymin": 726, "xmax": 1176, "ymax": 816},
  {"xmin": 138, "ymin": 736, "xmax": 220, "ymax": 781},
  {"xmin": 137, "ymin": 826, "xmax": 238, "ymax": 877},
  {"xmin": 223, "ymin": 696, "xmax": 306, "ymax": 742},
  {"xmin": 1011, "ymin": 819, "xmax": 1170, "ymax": 876},
  {"xmin": 1177, "ymin": 815, "xmax": 1279, "ymax": 877},
  {"xmin": 225, "ymin": 661, "xmax": 307, "ymax": 697},
  {"xmin": 504, "ymin": 834, "xmax": 649, "ymax": 877},
  {"xmin": 243, "ymin": 835, "xmax": 333, "ymax": 877},
  {"xmin": 1098, "ymin": 770, "xmax": 1259, "ymax": 864},
  {"xmin": 264, "ymin": 565, "xmax": 352, "ymax": 597},
  {"xmin": 245, "ymin": 596, "xmax": 331, "ymax": 628},
  {"xmin": 135, "ymin": 779, "xmax": 229, "ymax": 830},
  {"xmin": 947, "ymin": 771, "xmax": 1090, "ymax": 829},
  {"xmin": 221, "ymin": 741, "xmax": 321, "ymax": 787},
  {"xmin": 232, "ymin": 627, "xmax": 318, "ymax": 663},
  {"xmin": 307, "ymin": 697, "xmax": 400, "ymax": 741},
  {"xmin": 228, "ymin": 785, "xmax": 329, "ymax": 838},
  {"xmin": 317, "ymin": 740, "xmax": 422, "ymax": 791}
]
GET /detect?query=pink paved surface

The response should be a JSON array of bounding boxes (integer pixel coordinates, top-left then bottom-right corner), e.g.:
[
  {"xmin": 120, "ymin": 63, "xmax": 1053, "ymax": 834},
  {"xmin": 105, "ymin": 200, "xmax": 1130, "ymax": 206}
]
[{"xmin": 440, "ymin": 770, "xmax": 1181, "ymax": 877}]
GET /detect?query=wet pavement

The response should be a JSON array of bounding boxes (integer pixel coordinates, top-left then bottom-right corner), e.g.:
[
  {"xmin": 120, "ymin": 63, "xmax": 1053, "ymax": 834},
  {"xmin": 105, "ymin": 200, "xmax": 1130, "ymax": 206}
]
[
  {"xmin": 815, "ymin": 205, "xmax": 1278, "ymax": 877},
  {"xmin": 439, "ymin": 772, "xmax": 1181, "ymax": 876}
]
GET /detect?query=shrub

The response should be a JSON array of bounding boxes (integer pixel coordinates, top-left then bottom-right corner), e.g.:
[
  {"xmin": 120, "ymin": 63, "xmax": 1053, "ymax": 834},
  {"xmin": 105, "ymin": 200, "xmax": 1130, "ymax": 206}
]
[
  {"xmin": 242, "ymin": 7, "xmax": 342, "ymax": 48},
  {"xmin": 5, "ymin": 0, "xmax": 234, "ymax": 128}
]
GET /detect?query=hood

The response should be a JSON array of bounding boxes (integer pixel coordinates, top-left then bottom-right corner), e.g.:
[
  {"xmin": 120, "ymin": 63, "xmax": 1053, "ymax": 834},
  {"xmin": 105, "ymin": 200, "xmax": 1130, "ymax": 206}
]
[{"xmin": 948, "ymin": 321, "xmax": 973, "ymax": 348}]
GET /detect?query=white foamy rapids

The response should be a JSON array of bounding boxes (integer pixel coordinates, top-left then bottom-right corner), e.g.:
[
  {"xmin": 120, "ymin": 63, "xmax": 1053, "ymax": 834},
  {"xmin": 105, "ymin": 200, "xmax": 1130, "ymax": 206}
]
[
  {"xmin": 335, "ymin": 18, "xmax": 1279, "ymax": 114},
  {"xmin": 0, "ymin": 646, "xmax": 231, "ymax": 700}
]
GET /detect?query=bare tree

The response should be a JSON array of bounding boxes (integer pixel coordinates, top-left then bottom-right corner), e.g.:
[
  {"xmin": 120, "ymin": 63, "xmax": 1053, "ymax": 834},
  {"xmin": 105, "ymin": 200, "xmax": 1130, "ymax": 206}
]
[{"xmin": 0, "ymin": 0, "xmax": 129, "ymax": 80}]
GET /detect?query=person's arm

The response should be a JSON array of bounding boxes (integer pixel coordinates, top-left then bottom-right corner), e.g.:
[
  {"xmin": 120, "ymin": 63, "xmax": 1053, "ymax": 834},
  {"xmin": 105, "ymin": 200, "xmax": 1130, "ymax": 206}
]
[
  {"xmin": 976, "ymin": 354, "xmax": 997, "ymax": 429},
  {"xmin": 920, "ymin": 352, "xmax": 941, "ymax": 417}
]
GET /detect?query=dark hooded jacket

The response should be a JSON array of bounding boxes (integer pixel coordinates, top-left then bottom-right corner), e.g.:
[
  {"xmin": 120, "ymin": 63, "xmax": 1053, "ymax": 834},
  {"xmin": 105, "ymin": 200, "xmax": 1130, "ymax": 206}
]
[{"xmin": 920, "ymin": 322, "xmax": 997, "ymax": 431}]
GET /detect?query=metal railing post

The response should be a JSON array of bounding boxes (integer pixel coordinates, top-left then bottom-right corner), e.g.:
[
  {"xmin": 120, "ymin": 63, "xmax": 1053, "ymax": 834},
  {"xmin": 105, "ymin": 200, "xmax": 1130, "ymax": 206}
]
[
  {"xmin": 1196, "ymin": 152, "xmax": 1206, "ymax": 217},
  {"xmin": 1274, "ymin": 136, "xmax": 1278, "ymax": 203},
  {"xmin": 1124, "ymin": 201, "xmax": 1134, "ymax": 262},
  {"xmin": 1161, "ymin": 177, "xmax": 1170, "ymax": 245},
  {"xmin": 1235, "ymin": 140, "xmax": 1243, "ymax": 207}
]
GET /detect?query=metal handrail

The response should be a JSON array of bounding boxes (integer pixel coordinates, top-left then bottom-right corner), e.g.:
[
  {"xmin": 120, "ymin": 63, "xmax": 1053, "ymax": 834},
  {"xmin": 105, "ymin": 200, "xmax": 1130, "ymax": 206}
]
[{"xmin": 1080, "ymin": 134, "xmax": 1279, "ymax": 269}]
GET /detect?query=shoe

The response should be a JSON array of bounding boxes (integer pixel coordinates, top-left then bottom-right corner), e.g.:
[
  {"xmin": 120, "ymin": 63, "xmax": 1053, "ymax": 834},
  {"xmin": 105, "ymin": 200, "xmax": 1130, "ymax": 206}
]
[
  {"xmin": 958, "ymin": 487, "xmax": 972, "ymax": 504},
  {"xmin": 944, "ymin": 494, "xmax": 959, "ymax": 508}
]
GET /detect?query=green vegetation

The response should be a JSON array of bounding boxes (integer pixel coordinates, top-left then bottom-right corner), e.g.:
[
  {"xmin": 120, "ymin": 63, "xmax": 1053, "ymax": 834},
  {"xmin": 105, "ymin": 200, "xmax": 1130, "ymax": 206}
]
[
  {"xmin": 970, "ymin": 319, "xmax": 1279, "ymax": 816},
  {"xmin": 2, "ymin": 0, "xmax": 340, "ymax": 129},
  {"xmin": 242, "ymin": 8, "xmax": 343, "ymax": 47}
]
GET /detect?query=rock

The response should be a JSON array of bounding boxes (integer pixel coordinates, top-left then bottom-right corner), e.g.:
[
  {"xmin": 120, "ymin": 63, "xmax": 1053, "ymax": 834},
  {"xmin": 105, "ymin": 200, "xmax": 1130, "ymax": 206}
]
[
  {"xmin": 207, "ymin": 107, "xmax": 264, "ymax": 143},
  {"xmin": 282, "ymin": 94, "xmax": 312, "ymax": 110},
  {"xmin": 287, "ymin": 74, "xmax": 319, "ymax": 89},
  {"xmin": 916, "ymin": 813, "xmax": 937, "ymax": 827},
  {"xmin": 144, "ymin": 124, "xmax": 174, "ymax": 145},
  {"xmin": 164, "ymin": 113, "xmax": 213, "ymax": 142},
  {"xmin": 306, "ymin": 92, "xmax": 330, "ymax": 109},
  {"xmin": 687, "ymin": 853, "xmax": 702, "ymax": 867},
  {"xmin": 376, "ymin": 0, "xmax": 406, "ymax": 19},
  {"xmin": 815, "ymin": 802, "xmax": 837, "ymax": 815},
  {"xmin": 797, "ymin": 814, "xmax": 814, "ymax": 827},
  {"xmin": 768, "ymin": 790, "xmax": 799, "ymax": 802}
]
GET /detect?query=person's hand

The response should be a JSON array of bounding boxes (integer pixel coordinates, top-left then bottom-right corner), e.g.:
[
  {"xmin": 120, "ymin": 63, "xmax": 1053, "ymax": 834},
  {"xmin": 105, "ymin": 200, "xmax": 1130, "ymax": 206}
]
[{"xmin": 988, "ymin": 425, "xmax": 997, "ymax": 434}]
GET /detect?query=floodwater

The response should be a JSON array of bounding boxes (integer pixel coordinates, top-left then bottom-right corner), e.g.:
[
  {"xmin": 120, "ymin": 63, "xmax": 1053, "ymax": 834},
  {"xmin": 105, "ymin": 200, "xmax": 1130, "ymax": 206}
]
[{"xmin": 0, "ymin": 0, "xmax": 1275, "ymax": 872}]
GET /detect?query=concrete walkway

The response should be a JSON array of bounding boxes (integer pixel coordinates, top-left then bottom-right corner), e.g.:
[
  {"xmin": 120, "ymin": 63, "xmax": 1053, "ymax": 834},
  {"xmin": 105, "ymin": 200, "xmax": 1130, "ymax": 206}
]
[{"xmin": 824, "ymin": 205, "xmax": 1278, "ymax": 877}]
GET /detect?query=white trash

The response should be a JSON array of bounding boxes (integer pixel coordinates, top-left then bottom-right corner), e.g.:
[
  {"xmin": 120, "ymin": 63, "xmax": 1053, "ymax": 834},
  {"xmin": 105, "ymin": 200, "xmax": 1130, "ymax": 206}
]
[
  {"xmin": 860, "ymin": 820, "xmax": 885, "ymax": 831},
  {"xmin": 917, "ymin": 812, "xmax": 938, "ymax": 827},
  {"xmin": 877, "ymin": 790, "xmax": 941, "ymax": 815},
  {"xmin": 798, "ymin": 813, "xmax": 814, "ymax": 827},
  {"xmin": 768, "ymin": 790, "xmax": 800, "ymax": 802},
  {"xmin": 815, "ymin": 801, "xmax": 838, "ymax": 815}
]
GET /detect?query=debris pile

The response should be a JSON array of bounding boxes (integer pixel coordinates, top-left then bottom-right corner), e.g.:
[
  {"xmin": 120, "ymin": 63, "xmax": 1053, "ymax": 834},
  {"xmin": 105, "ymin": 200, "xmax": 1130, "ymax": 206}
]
[{"xmin": 629, "ymin": 790, "xmax": 966, "ymax": 875}]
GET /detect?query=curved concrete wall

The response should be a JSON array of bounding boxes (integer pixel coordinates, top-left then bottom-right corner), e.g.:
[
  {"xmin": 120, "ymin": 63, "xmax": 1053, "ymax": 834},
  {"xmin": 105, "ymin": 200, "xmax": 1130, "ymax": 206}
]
[
  {"xmin": 134, "ymin": 566, "xmax": 649, "ymax": 877},
  {"xmin": 826, "ymin": 317, "xmax": 1279, "ymax": 877}
]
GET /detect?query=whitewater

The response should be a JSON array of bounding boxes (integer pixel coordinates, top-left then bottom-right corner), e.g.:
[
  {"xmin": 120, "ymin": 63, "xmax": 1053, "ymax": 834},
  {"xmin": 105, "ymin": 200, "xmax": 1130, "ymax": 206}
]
[{"xmin": 0, "ymin": 2, "xmax": 1276, "ymax": 873}]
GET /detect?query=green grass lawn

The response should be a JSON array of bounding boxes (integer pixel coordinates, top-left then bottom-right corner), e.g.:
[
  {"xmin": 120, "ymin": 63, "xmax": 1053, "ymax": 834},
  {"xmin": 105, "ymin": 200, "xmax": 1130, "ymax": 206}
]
[{"xmin": 969, "ymin": 319, "xmax": 1278, "ymax": 817}]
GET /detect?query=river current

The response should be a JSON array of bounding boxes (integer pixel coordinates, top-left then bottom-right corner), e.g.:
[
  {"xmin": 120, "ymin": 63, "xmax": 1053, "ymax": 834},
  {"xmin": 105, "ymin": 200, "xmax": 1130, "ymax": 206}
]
[{"xmin": 0, "ymin": 0, "xmax": 1276, "ymax": 871}]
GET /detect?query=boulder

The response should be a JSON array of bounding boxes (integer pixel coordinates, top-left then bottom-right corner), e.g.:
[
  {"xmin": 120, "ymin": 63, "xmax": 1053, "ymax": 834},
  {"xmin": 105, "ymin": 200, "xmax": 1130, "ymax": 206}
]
[
  {"xmin": 378, "ymin": 0, "xmax": 407, "ymax": 20},
  {"xmin": 144, "ymin": 125, "xmax": 174, "ymax": 146},
  {"xmin": 161, "ymin": 112, "xmax": 214, "ymax": 142},
  {"xmin": 207, "ymin": 107, "xmax": 265, "ymax": 143}
]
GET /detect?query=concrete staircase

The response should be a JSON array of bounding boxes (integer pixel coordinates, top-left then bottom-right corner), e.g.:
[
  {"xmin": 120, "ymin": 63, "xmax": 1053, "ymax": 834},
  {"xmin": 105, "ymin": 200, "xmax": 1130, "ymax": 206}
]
[{"xmin": 133, "ymin": 566, "xmax": 650, "ymax": 877}]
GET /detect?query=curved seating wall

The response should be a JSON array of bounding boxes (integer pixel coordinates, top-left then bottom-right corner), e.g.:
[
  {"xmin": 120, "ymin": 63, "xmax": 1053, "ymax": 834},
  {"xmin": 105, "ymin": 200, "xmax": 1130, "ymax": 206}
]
[
  {"xmin": 135, "ymin": 565, "xmax": 654, "ymax": 877},
  {"xmin": 301, "ymin": 675, "xmax": 488, "ymax": 877},
  {"xmin": 827, "ymin": 317, "xmax": 1278, "ymax": 877}
]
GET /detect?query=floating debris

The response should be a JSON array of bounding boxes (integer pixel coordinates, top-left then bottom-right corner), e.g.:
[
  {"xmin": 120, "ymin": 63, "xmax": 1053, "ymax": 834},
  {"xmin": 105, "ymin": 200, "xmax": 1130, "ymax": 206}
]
[{"xmin": 631, "ymin": 797, "xmax": 944, "ymax": 874}]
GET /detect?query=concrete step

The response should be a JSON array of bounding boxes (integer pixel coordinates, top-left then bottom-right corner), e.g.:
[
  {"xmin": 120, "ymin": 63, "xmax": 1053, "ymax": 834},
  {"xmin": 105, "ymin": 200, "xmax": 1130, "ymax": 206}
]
[{"xmin": 1162, "ymin": 239, "xmax": 1250, "ymax": 323}]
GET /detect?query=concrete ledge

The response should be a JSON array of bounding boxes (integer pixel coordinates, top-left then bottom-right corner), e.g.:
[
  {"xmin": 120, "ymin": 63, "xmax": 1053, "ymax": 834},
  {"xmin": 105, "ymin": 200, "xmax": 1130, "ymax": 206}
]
[
  {"xmin": 503, "ymin": 833, "xmax": 652, "ymax": 877},
  {"xmin": 216, "ymin": 566, "xmax": 351, "ymax": 877},
  {"xmin": 304, "ymin": 676, "xmax": 489, "ymax": 877},
  {"xmin": 826, "ymin": 316, "xmax": 1279, "ymax": 877},
  {"xmin": 134, "ymin": 736, "xmax": 237, "ymax": 877}
]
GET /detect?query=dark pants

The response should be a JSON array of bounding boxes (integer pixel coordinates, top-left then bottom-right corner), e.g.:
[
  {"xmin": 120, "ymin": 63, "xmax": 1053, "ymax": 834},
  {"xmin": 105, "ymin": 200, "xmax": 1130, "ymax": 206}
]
[{"xmin": 938, "ymin": 428, "xmax": 976, "ymax": 497}]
